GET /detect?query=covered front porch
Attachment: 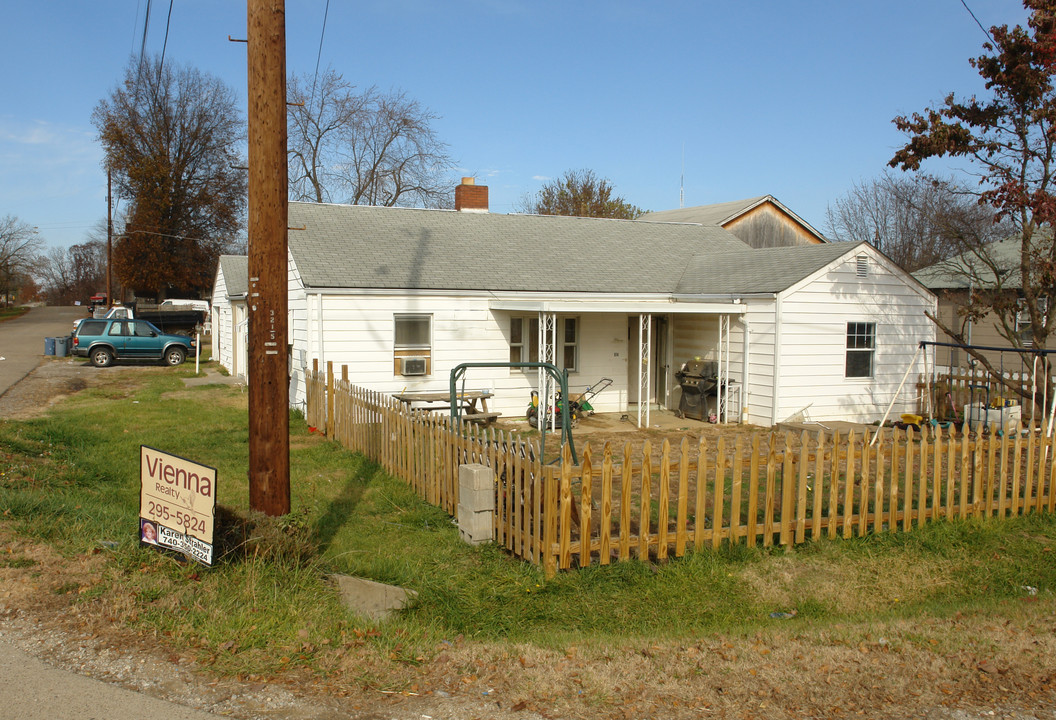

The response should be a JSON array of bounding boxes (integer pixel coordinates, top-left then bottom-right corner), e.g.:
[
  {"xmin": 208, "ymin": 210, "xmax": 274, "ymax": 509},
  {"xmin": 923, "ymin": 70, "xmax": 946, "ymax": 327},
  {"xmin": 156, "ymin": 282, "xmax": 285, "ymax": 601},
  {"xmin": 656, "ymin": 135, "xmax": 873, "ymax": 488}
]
[{"xmin": 489, "ymin": 298, "xmax": 749, "ymax": 429}]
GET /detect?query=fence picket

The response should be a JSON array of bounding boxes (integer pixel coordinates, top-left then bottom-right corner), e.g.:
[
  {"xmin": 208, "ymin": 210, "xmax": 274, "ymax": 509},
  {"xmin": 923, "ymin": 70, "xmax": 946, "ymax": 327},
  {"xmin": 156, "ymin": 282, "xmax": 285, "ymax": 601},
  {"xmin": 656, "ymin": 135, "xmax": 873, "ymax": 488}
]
[
  {"xmin": 747, "ymin": 434, "xmax": 760, "ymax": 548},
  {"xmin": 676, "ymin": 438, "xmax": 690, "ymax": 556},
  {"xmin": 601, "ymin": 443, "xmax": 613, "ymax": 565},
  {"xmin": 713, "ymin": 437, "xmax": 726, "ymax": 550},
  {"xmin": 795, "ymin": 430, "xmax": 809, "ymax": 544},
  {"xmin": 657, "ymin": 440, "xmax": 670, "ymax": 560},
  {"xmin": 639, "ymin": 441, "xmax": 653, "ymax": 560}
]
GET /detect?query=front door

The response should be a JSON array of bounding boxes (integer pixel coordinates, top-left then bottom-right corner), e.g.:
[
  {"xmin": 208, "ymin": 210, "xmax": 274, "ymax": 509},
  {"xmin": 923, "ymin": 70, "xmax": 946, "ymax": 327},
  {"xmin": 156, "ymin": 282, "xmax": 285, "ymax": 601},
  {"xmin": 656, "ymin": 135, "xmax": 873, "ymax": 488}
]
[
  {"xmin": 627, "ymin": 315, "xmax": 668, "ymax": 408},
  {"xmin": 655, "ymin": 316, "xmax": 669, "ymax": 408}
]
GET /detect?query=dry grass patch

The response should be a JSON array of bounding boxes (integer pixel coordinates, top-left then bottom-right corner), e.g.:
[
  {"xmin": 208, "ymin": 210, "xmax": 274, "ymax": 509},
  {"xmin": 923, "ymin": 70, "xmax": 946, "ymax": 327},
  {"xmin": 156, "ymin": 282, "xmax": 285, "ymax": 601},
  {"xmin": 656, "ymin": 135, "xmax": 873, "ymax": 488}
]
[{"xmin": 739, "ymin": 549, "xmax": 958, "ymax": 615}]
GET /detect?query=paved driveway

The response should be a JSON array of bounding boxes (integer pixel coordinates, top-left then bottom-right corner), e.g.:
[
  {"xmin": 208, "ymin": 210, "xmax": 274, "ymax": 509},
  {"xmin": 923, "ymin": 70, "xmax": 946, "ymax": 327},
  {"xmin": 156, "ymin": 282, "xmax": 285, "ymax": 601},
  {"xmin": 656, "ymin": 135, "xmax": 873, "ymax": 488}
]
[{"xmin": 0, "ymin": 306, "xmax": 85, "ymax": 398}]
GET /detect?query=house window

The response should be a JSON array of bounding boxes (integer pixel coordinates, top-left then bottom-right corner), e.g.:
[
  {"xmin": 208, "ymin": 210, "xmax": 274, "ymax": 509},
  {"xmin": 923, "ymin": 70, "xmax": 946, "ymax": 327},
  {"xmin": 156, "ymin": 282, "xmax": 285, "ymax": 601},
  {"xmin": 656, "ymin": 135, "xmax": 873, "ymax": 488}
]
[
  {"xmin": 394, "ymin": 314, "xmax": 431, "ymax": 376},
  {"xmin": 510, "ymin": 317, "xmax": 539, "ymax": 364},
  {"xmin": 563, "ymin": 317, "xmax": 579, "ymax": 372},
  {"xmin": 1016, "ymin": 297, "xmax": 1048, "ymax": 348},
  {"xmin": 509, "ymin": 316, "xmax": 577, "ymax": 370},
  {"xmin": 845, "ymin": 322, "xmax": 875, "ymax": 378}
]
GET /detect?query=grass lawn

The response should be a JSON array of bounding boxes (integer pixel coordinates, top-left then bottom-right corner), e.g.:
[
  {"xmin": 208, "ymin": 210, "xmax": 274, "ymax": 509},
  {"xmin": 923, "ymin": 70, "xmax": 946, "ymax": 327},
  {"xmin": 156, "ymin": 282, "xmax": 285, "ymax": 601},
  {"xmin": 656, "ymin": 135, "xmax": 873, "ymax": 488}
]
[
  {"xmin": 3, "ymin": 369, "xmax": 1056, "ymax": 716},
  {"xmin": 0, "ymin": 305, "xmax": 30, "ymax": 322}
]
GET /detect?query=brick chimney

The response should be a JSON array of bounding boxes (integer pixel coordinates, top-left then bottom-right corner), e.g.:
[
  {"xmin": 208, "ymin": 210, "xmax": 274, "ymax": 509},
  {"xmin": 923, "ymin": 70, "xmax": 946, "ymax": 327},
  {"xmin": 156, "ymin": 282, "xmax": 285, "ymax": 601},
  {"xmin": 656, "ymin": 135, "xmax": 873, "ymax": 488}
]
[{"xmin": 455, "ymin": 177, "xmax": 488, "ymax": 213}]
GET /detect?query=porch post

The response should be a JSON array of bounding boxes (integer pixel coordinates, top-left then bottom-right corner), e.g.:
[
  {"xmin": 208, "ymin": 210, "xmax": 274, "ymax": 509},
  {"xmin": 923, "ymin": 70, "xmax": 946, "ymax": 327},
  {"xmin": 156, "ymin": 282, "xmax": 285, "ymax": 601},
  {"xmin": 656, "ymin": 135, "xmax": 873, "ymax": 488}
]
[
  {"xmin": 718, "ymin": 314, "xmax": 730, "ymax": 423},
  {"xmin": 539, "ymin": 312, "xmax": 557, "ymax": 430},
  {"xmin": 638, "ymin": 314, "xmax": 651, "ymax": 429},
  {"xmin": 741, "ymin": 315, "xmax": 750, "ymax": 423}
]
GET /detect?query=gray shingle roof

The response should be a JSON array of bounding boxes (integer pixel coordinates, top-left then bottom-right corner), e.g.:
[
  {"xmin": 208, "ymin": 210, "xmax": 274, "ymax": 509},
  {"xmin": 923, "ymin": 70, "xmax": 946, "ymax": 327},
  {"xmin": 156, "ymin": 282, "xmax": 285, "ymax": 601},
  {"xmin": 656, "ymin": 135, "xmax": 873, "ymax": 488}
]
[
  {"xmin": 640, "ymin": 196, "xmax": 770, "ymax": 225},
  {"xmin": 913, "ymin": 237, "xmax": 1024, "ymax": 290},
  {"xmin": 640, "ymin": 195, "xmax": 828, "ymax": 244},
  {"xmin": 286, "ymin": 202, "xmax": 858, "ymax": 295},
  {"xmin": 218, "ymin": 255, "xmax": 248, "ymax": 296},
  {"xmin": 676, "ymin": 242, "xmax": 867, "ymax": 294}
]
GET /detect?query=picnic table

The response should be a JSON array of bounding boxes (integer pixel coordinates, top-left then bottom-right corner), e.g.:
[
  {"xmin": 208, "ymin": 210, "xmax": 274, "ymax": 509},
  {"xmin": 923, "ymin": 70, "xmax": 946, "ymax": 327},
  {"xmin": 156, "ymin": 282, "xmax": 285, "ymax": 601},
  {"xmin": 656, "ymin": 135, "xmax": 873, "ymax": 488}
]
[{"xmin": 391, "ymin": 390, "xmax": 501, "ymax": 424}]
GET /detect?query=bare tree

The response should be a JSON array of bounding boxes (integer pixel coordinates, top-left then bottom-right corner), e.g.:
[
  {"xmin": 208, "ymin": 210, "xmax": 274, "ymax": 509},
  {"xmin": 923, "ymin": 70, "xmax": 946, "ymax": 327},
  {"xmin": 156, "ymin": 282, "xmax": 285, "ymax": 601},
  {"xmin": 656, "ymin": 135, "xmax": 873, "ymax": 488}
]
[
  {"xmin": 0, "ymin": 216, "xmax": 44, "ymax": 306},
  {"xmin": 826, "ymin": 173, "xmax": 1006, "ymax": 271},
  {"xmin": 93, "ymin": 56, "xmax": 246, "ymax": 297},
  {"xmin": 517, "ymin": 169, "xmax": 645, "ymax": 219},
  {"xmin": 287, "ymin": 68, "xmax": 456, "ymax": 208},
  {"xmin": 34, "ymin": 239, "xmax": 106, "ymax": 305}
]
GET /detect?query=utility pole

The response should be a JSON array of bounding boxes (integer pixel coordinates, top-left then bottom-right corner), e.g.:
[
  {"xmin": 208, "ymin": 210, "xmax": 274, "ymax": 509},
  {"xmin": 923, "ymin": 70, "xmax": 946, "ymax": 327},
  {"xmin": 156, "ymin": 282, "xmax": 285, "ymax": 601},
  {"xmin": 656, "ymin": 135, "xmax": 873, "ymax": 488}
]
[
  {"xmin": 106, "ymin": 167, "xmax": 113, "ymax": 306},
  {"xmin": 246, "ymin": 0, "xmax": 290, "ymax": 515}
]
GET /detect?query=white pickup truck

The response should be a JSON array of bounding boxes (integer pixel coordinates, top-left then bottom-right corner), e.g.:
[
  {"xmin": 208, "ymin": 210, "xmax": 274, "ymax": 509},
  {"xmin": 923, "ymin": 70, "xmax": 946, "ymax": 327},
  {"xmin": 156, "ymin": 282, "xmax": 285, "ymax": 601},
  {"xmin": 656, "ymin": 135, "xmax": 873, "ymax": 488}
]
[{"xmin": 74, "ymin": 300, "xmax": 209, "ymax": 335}]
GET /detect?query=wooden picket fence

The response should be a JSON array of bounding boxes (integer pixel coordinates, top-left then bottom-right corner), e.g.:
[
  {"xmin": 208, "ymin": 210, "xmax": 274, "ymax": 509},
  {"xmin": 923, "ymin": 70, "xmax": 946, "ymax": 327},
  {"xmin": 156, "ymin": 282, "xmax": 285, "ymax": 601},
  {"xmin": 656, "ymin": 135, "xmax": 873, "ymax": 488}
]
[
  {"xmin": 916, "ymin": 367, "xmax": 1052, "ymax": 423},
  {"xmin": 307, "ymin": 364, "xmax": 1056, "ymax": 577}
]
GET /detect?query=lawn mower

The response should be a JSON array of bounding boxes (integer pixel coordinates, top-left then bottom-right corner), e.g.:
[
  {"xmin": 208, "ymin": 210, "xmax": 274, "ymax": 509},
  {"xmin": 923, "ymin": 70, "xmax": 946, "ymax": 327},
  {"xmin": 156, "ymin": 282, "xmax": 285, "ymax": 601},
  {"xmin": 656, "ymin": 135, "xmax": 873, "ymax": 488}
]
[{"xmin": 526, "ymin": 377, "xmax": 612, "ymax": 428}]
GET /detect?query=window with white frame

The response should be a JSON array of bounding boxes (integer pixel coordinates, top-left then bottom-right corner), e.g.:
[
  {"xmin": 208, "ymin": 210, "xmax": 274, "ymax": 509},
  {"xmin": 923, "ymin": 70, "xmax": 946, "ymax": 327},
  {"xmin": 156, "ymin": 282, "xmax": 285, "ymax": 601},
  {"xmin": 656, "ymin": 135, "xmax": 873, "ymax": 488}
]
[
  {"xmin": 845, "ymin": 322, "xmax": 875, "ymax": 378},
  {"xmin": 562, "ymin": 317, "xmax": 579, "ymax": 372},
  {"xmin": 509, "ymin": 317, "xmax": 539, "ymax": 364},
  {"xmin": 1015, "ymin": 297, "xmax": 1048, "ymax": 348},
  {"xmin": 394, "ymin": 314, "xmax": 432, "ymax": 376},
  {"xmin": 509, "ymin": 316, "xmax": 579, "ymax": 370}
]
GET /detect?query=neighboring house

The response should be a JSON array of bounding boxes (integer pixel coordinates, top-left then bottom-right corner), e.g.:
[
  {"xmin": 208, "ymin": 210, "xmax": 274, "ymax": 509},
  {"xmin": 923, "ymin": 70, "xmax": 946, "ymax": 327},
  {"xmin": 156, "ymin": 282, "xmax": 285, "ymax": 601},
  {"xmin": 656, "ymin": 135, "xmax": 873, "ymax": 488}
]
[
  {"xmin": 913, "ymin": 237, "xmax": 1041, "ymax": 371},
  {"xmin": 210, "ymin": 255, "xmax": 249, "ymax": 380},
  {"xmin": 213, "ymin": 181, "xmax": 934, "ymax": 426},
  {"xmin": 639, "ymin": 195, "xmax": 829, "ymax": 248}
]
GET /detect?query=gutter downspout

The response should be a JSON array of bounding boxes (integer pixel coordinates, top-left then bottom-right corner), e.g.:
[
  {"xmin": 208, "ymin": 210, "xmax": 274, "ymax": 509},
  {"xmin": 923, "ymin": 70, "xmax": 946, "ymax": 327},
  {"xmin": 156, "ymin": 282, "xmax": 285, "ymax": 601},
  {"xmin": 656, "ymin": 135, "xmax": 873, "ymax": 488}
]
[
  {"xmin": 771, "ymin": 295, "xmax": 782, "ymax": 426},
  {"xmin": 742, "ymin": 315, "xmax": 750, "ymax": 423}
]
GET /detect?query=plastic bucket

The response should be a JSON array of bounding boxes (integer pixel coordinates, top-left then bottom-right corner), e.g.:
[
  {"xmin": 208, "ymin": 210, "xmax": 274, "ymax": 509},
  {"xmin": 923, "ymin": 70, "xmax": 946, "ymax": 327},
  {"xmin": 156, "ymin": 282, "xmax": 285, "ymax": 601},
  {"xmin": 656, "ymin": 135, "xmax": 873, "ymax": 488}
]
[
  {"xmin": 44, "ymin": 337, "xmax": 56, "ymax": 356},
  {"xmin": 54, "ymin": 336, "xmax": 68, "ymax": 357}
]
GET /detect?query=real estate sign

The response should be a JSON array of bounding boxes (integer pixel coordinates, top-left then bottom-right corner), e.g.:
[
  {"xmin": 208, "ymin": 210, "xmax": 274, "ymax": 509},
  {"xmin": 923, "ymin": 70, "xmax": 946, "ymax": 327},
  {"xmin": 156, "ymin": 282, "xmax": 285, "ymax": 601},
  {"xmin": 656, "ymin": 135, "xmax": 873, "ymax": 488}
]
[{"xmin": 139, "ymin": 445, "xmax": 216, "ymax": 566}]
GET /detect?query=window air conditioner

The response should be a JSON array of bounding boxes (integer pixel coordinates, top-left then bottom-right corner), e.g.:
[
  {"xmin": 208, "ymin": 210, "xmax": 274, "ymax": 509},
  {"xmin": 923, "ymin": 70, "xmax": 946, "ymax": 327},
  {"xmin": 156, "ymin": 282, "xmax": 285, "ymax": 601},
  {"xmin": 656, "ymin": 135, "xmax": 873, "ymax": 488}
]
[{"xmin": 401, "ymin": 357, "xmax": 427, "ymax": 376}]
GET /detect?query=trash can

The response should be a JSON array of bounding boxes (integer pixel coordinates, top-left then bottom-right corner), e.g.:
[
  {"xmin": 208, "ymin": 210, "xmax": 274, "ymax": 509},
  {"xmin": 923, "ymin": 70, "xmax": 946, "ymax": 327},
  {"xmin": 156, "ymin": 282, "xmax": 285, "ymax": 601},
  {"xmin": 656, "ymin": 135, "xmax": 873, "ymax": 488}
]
[
  {"xmin": 44, "ymin": 337, "xmax": 56, "ymax": 356},
  {"xmin": 54, "ymin": 336, "xmax": 68, "ymax": 357}
]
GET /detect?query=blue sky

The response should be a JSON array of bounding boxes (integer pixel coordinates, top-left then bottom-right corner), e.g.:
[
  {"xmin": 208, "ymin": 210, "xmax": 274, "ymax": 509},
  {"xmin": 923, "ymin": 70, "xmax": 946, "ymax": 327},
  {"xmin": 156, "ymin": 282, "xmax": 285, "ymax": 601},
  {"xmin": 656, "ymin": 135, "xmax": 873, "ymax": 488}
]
[{"xmin": 0, "ymin": 0, "xmax": 1030, "ymax": 250}]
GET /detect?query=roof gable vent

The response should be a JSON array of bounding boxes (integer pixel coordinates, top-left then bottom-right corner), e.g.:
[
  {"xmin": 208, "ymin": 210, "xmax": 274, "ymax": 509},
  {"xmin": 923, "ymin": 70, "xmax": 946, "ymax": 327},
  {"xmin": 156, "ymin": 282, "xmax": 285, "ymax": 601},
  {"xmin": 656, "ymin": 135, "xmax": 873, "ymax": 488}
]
[{"xmin": 856, "ymin": 255, "xmax": 868, "ymax": 278}]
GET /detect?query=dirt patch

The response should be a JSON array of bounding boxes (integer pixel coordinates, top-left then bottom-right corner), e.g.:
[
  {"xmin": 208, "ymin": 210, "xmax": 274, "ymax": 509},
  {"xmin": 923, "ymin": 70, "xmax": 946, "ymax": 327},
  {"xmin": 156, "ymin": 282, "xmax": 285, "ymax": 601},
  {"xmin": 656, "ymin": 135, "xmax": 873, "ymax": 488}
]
[{"xmin": 0, "ymin": 358, "xmax": 97, "ymax": 419}]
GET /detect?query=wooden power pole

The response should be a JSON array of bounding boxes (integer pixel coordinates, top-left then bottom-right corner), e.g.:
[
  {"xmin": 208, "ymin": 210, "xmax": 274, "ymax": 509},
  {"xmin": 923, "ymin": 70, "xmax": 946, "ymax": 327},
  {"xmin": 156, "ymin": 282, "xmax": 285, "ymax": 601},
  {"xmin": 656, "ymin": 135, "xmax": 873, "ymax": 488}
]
[
  {"xmin": 246, "ymin": 0, "xmax": 290, "ymax": 515},
  {"xmin": 106, "ymin": 167, "xmax": 112, "ymax": 306}
]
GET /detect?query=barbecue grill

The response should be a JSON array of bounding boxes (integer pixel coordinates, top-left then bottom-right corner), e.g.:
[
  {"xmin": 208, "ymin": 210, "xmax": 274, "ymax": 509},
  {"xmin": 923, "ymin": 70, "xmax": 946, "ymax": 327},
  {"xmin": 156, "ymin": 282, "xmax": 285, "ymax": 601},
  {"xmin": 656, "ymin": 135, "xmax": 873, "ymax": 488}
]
[{"xmin": 675, "ymin": 360, "xmax": 717, "ymax": 421}]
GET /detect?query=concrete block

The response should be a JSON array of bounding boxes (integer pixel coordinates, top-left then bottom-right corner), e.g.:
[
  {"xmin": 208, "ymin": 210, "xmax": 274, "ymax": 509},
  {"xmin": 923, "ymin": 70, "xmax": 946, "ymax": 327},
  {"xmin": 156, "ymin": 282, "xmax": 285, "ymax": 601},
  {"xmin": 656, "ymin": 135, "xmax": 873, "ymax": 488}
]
[
  {"xmin": 459, "ymin": 463, "xmax": 493, "ymax": 493},
  {"xmin": 330, "ymin": 574, "xmax": 418, "ymax": 623},
  {"xmin": 457, "ymin": 503, "xmax": 494, "ymax": 543},
  {"xmin": 459, "ymin": 484, "xmax": 495, "ymax": 513}
]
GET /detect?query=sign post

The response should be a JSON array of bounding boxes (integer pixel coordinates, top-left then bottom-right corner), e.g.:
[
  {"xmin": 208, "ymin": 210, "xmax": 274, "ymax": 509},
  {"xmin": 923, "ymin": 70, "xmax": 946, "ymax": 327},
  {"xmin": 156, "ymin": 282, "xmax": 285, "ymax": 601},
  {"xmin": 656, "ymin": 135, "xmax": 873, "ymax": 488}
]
[{"xmin": 139, "ymin": 446, "xmax": 217, "ymax": 566}]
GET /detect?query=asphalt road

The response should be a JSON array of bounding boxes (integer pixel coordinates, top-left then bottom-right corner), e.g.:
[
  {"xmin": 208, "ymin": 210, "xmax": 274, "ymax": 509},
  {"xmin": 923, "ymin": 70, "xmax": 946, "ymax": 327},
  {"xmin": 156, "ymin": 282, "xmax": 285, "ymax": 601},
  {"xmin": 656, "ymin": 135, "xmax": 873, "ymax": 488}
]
[
  {"xmin": 0, "ymin": 631, "xmax": 224, "ymax": 720},
  {"xmin": 0, "ymin": 305, "xmax": 231, "ymax": 719},
  {"xmin": 0, "ymin": 305, "xmax": 84, "ymax": 398}
]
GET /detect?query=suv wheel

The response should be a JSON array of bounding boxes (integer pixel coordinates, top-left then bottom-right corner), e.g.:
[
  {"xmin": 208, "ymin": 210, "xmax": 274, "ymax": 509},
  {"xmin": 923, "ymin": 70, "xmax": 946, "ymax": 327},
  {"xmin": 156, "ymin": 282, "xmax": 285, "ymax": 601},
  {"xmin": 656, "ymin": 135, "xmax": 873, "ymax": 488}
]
[
  {"xmin": 164, "ymin": 347, "xmax": 186, "ymax": 366},
  {"xmin": 90, "ymin": 347, "xmax": 113, "ymax": 368}
]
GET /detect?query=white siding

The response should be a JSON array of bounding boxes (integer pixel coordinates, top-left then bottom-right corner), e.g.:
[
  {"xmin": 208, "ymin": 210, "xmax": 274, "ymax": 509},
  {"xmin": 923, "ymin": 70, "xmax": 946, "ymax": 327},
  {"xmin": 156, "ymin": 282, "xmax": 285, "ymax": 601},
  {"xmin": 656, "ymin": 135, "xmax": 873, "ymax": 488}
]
[
  {"xmin": 773, "ymin": 249, "xmax": 935, "ymax": 424},
  {"xmin": 210, "ymin": 267, "xmax": 235, "ymax": 374}
]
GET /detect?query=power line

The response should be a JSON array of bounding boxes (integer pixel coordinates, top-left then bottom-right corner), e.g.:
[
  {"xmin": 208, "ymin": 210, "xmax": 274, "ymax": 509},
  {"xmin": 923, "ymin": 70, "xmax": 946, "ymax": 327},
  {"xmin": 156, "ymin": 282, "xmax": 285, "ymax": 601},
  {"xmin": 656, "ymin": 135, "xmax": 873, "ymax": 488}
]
[
  {"xmin": 308, "ymin": 0, "xmax": 331, "ymax": 115},
  {"xmin": 959, "ymin": 0, "xmax": 994, "ymax": 44},
  {"xmin": 159, "ymin": 0, "xmax": 175, "ymax": 74},
  {"xmin": 138, "ymin": 0, "xmax": 152, "ymax": 73}
]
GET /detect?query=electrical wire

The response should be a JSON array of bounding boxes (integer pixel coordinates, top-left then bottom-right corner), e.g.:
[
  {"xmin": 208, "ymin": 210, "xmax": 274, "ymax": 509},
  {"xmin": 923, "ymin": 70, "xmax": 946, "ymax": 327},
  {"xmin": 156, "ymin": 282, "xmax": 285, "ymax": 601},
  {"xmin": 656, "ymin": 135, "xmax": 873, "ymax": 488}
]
[
  {"xmin": 138, "ymin": 0, "xmax": 152, "ymax": 75},
  {"xmin": 959, "ymin": 0, "xmax": 994, "ymax": 44},
  {"xmin": 308, "ymin": 0, "xmax": 331, "ymax": 115},
  {"xmin": 159, "ymin": 0, "xmax": 175, "ymax": 75}
]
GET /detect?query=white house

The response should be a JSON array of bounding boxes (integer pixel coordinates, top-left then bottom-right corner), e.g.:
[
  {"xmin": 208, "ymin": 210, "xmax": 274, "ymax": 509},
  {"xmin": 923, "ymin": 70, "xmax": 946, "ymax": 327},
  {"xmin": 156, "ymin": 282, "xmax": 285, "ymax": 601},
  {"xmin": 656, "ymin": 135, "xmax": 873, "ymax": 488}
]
[
  {"xmin": 210, "ymin": 254, "xmax": 248, "ymax": 379},
  {"xmin": 214, "ymin": 181, "xmax": 936, "ymax": 426}
]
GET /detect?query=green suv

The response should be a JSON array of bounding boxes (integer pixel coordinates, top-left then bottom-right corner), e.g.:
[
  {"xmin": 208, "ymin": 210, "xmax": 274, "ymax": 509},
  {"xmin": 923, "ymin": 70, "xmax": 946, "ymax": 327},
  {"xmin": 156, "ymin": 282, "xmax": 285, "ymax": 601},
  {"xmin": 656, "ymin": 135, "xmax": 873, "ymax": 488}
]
[{"xmin": 72, "ymin": 318, "xmax": 195, "ymax": 368}]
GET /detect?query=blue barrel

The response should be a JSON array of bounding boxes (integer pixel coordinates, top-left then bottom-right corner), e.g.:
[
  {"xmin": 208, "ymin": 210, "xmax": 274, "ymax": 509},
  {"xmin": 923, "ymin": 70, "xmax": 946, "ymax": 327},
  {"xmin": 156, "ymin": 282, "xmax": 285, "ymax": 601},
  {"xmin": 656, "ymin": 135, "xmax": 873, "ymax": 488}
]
[
  {"xmin": 54, "ymin": 336, "xmax": 68, "ymax": 357},
  {"xmin": 44, "ymin": 337, "xmax": 56, "ymax": 355}
]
